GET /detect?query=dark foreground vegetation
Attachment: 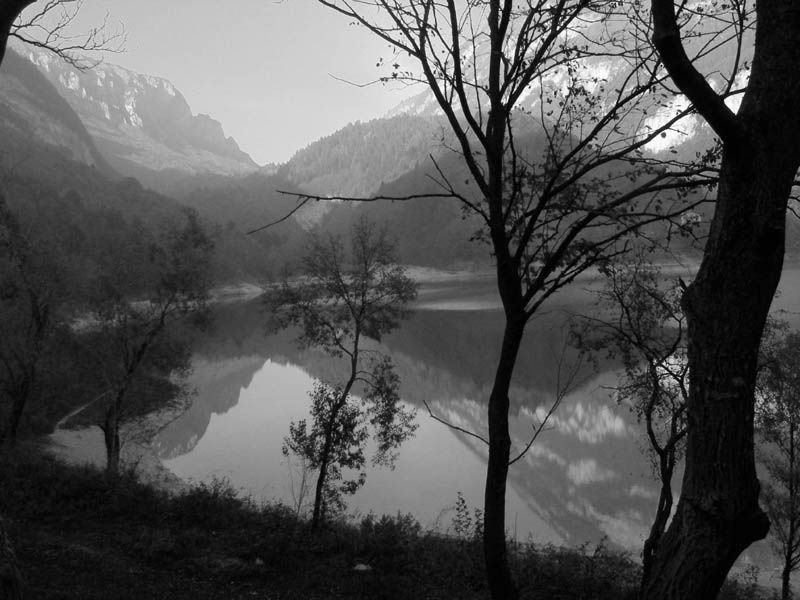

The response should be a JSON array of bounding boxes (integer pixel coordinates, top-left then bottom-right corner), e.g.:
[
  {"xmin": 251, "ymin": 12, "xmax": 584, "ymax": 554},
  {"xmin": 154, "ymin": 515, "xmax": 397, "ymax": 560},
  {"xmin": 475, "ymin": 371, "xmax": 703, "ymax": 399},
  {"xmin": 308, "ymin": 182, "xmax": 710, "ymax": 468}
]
[{"xmin": 0, "ymin": 445, "xmax": 772, "ymax": 600}]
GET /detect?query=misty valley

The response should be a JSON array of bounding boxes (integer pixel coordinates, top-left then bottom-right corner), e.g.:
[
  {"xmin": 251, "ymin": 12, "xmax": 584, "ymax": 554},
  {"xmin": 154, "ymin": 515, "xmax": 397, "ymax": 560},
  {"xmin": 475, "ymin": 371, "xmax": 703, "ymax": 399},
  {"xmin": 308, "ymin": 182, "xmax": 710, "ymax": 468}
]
[{"xmin": 3, "ymin": 2, "xmax": 800, "ymax": 599}]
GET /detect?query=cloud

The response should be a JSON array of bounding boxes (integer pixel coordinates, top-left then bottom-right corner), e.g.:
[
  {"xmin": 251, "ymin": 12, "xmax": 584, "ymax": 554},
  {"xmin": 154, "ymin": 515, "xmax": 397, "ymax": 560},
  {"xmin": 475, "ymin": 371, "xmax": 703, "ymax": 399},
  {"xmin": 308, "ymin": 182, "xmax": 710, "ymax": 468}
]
[
  {"xmin": 628, "ymin": 484, "xmax": 657, "ymax": 500},
  {"xmin": 566, "ymin": 458, "xmax": 618, "ymax": 485},
  {"xmin": 543, "ymin": 402, "xmax": 628, "ymax": 444}
]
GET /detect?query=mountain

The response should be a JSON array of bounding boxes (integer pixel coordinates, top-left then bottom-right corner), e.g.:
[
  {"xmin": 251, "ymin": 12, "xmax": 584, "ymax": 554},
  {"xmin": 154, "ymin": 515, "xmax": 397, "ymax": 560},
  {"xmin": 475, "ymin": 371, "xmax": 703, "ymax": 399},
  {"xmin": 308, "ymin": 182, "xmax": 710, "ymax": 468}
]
[
  {"xmin": 0, "ymin": 48, "xmax": 112, "ymax": 173},
  {"xmin": 0, "ymin": 47, "xmax": 274, "ymax": 286},
  {"xmin": 8, "ymin": 40, "xmax": 259, "ymax": 191},
  {"xmin": 280, "ymin": 115, "xmax": 447, "ymax": 198}
]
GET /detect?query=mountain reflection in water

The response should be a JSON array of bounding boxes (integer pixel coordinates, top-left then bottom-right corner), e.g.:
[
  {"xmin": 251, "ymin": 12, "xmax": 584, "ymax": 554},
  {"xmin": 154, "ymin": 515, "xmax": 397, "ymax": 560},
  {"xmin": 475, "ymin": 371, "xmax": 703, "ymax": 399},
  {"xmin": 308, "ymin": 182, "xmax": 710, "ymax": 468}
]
[{"xmin": 155, "ymin": 270, "xmax": 800, "ymax": 560}]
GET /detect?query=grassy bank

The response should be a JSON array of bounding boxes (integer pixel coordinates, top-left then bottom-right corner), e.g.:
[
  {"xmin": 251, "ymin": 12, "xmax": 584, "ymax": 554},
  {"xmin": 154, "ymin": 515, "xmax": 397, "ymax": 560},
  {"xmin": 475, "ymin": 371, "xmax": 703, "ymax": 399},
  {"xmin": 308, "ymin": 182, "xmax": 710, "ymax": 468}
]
[{"xmin": 0, "ymin": 446, "xmax": 771, "ymax": 599}]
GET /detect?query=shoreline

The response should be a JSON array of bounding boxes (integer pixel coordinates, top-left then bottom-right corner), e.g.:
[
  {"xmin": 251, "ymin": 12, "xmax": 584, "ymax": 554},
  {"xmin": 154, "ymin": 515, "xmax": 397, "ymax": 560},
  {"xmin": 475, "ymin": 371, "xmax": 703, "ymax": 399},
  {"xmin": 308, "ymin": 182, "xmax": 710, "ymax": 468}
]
[{"xmin": 46, "ymin": 423, "xmax": 188, "ymax": 495}]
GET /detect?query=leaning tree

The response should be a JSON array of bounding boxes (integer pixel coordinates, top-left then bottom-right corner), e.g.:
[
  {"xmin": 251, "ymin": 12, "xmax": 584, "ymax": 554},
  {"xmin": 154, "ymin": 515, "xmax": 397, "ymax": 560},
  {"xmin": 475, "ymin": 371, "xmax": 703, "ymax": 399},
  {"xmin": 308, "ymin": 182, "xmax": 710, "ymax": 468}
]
[
  {"xmin": 267, "ymin": 217, "xmax": 418, "ymax": 531},
  {"xmin": 277, "ymin": 0, "xmax": 749, "ymax": 596},
  {"xmin": 642, "ymin": 1, "xmax": 800, "ymax": 597}
]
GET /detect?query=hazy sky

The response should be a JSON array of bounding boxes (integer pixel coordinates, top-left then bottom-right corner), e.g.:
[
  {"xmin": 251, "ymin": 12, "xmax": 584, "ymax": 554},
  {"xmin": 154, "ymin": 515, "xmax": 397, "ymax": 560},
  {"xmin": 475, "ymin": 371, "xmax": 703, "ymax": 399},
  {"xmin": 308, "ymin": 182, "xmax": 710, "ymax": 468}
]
[{"xmin": 35, "ymin": 0, "xmax": 418, "ymax": 165}]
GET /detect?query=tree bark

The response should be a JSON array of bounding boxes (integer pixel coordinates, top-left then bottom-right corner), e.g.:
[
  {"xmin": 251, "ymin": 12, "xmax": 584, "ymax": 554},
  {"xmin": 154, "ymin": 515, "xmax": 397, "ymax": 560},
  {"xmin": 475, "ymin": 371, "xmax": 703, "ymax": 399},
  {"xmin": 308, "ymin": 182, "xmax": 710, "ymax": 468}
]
[
  {"xmin": 103, "ymin": 402, "xmax": 121, "ymax": 480},
  {"xmin": 484, "ymin": 316, "xmax": 525, "ymax": 600},
  {"xmin": 4, "ymin": 391, "xmax": 27, "ymax": 447},
  {"xmin": 643, "ymin": 2, "xmax": 800, "ymax": 597},
  {"xmin": 641, "ymin": 144, "xmax": 792, "ymax": 598},
  {"xmin": 641, "ymin": 457, "xmax": 674, "ymax": 589},
  {"xmin": 310, "ymin": 360, "xmax": 357, "ymax": 532},
  {"xmin": 310, "ymin": 445, "xmax": 331, "ymax": 531},
  {"xmin": 782, "ymin": 561, "xmax": 791, "ymax": 600}
]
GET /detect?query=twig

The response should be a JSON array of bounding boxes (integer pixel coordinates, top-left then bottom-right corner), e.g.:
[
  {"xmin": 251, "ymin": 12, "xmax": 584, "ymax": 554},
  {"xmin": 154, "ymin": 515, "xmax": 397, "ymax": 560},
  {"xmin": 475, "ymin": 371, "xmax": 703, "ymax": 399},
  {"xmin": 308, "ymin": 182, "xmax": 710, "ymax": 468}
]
[
  {"xmin": 422, "ymin": 399, "xmax": 488, "ymax": 445},
  {"xmin": 246, "ymin": 197, "xmax": 311, "ymax": 235}
]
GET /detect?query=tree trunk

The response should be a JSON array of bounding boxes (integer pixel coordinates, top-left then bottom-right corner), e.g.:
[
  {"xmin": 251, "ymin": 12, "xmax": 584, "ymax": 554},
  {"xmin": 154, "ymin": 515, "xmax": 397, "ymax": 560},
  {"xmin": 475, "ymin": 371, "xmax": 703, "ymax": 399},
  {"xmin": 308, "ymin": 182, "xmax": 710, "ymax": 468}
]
[
  {"xmin": 0, "ymin": 1, "xmax": 35, "ymax": 65},
  {"xmin": 3, "ymin": 388, "xmax": 29, "ymax": 448},
  {"xmin": 484, "ymin": 316, "xmax": 525, "ymax": 600},
  {"xmin": 310, "ymin": 451, "xmax": 329, "ymax": 531},
  {"xmin": 311, "ymin": 378, "xmax": 354, "ymax": 532},
  {"xmin": 641, "ymin": 141, "xmax": 791, "ymax": 597},
  {"xmin": 643, "ymin": 3, "xmax": 800, "ymax": 593},
  {"xmin": 103, "ymin": 404, "xmax": 121, "ymax": 480},
  {"xmin": 641, "ymin": 460, "xmax": 674, "ymax": 590},
  {"xmin": 782, "ymin": 560, "xmax": 792, "ymax": 600}
]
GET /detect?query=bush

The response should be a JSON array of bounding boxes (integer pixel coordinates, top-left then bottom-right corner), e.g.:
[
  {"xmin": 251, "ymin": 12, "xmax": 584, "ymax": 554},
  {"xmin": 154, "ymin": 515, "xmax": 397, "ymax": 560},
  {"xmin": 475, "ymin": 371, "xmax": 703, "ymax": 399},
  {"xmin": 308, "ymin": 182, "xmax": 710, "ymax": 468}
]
[
  {"xmin": 359, "ymin": 512, "xmax": 422, "ymax": 568},
  {"xmin": 517, "ymin": 539, "xmax": 639, "ymax": 600}
]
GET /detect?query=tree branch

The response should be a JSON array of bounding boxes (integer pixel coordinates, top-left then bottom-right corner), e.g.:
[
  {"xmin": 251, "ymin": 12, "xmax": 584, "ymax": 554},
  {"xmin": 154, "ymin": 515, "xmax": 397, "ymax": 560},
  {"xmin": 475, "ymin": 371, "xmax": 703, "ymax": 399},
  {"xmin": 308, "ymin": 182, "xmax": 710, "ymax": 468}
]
[
  {"xmin": 422, "ymin": 399, "xmax": 489, "ymax": 445},
  {"xmin": 651, "ymin": 0, "xmax": 747, "ymax": 146}
]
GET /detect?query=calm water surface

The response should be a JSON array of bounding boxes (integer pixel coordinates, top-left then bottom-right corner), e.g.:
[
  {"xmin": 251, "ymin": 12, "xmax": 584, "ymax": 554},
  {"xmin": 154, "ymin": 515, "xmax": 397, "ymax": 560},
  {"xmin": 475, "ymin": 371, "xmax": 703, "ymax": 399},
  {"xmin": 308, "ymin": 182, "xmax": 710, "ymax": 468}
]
[{"xmin": 155, "ymin": 267, "xmax": 800, "ymax": 561}]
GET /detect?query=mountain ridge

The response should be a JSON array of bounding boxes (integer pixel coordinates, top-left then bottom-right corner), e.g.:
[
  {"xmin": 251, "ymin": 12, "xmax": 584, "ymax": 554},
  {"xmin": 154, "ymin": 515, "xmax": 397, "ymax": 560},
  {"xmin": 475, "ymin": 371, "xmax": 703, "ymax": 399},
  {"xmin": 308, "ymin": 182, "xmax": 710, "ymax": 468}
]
[{"xmin": 7, "ymin": 40, "xmax": 259, "ymax": 189}]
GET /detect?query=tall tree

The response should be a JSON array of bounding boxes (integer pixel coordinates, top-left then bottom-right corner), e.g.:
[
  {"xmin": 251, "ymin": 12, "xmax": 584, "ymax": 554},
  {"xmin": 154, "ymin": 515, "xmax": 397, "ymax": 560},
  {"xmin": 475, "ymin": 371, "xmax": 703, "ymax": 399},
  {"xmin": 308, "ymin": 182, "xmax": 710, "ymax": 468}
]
[
  {"xmin": 268, "ymin": 217, "xmax": 418, "ymax": 531},
  {"xmin": 285, "ymin": 1, "xmax": 743, "ymax": 596},
  {"xmin": 643, "ymin": 2, "xmax": 800, "ymax": 597}
]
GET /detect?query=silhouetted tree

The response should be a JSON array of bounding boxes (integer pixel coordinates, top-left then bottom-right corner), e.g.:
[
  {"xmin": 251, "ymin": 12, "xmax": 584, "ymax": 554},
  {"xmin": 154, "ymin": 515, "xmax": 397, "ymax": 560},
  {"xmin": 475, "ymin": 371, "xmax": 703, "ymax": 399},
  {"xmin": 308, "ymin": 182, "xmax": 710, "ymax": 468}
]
[
  {"xmin": 268, "ymin": 217, "xmax": 418, "ymax": 530},
  {"xmin": 287, "ymin": 1, "xmax": 743, "ymax": 595},
  {"xmin": 1, "ymin": 0, "xmax": 123, "ymax": 67},
  {"xmin": 86, "ymin": 211, "xmax": 213, "ymax": 479},
  {"xmin": 574, "ymin": 252, "xmax": 688, "ymax": 590},
  {"xmin": 643, "ymin": 1, "xmax": 800, "ymax": 597}
]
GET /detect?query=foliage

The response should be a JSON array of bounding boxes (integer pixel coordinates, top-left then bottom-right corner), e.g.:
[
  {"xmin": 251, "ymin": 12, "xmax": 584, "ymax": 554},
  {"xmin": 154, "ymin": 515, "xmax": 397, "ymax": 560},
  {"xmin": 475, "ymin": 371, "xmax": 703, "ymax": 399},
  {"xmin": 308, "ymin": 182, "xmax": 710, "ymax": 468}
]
[
  {"xmin": 298, "ymin": 0, "xmax": 743, "ymax": 594},
  {"xmin": 0, "ymin": 443, "xmax": 779, "ymax": 599},
  {"xmin": 270, "ymin": 217, "xmax": 418, "ymax": 530},
  {"xmin": 572, "ymin": 251, "xmax": 688, "ymax": 584},
  {"xmin": 451, "ymin": 492, "xmax": 484, "ymax": 543},
  {"xmin": 358, "ymin": 512, "xmax": 422, "ymax": 570},
  {"xmin": 281, "ymin": 115, "xmax": 444, "ymax": 198},
  {"xmin": 267, "ymin": 216, "xmax": 418, "ymax": 351},
  {"xmin": 283, "ymin": 381, "xmax": 370, "ymax": 519},
  {"xmin": 0, "ymin": 194, "xmax": 70, "ymax": 446},
  {"xmin": 83, "ymin": 210, "xmax": 215, "ymax": 478}
]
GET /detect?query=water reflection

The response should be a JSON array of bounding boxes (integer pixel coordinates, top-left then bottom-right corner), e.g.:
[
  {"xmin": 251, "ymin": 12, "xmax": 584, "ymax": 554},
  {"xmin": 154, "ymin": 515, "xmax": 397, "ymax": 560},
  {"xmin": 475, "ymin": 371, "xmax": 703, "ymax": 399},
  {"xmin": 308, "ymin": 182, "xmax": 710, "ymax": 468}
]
[
  {"xmin": 155, "ymin": 270, "xmax": 800, "ymax": 560},
  {"xmin": 156, "ymin": 278, "xmax": 658, "ymax": 550}
]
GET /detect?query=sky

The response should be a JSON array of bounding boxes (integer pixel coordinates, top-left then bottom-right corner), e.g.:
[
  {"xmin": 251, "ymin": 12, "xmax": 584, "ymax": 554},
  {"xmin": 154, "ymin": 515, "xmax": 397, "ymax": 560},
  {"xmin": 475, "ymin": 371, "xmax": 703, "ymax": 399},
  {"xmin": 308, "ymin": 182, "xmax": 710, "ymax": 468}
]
[{"xmin": 32, "ymin": 0, "xmax": 418, "ymax": 165}]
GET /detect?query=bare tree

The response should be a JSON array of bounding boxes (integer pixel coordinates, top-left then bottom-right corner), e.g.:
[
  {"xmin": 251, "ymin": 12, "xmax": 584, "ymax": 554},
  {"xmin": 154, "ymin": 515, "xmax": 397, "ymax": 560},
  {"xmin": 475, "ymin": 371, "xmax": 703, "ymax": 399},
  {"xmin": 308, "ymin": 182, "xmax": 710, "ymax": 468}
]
[
  {"xmin": 1, "ymin": 0, "xmax": 123, "ymax": 68},
  {"xmin": 643, "ymin": 1, "xmax": 800, "ymax": 597},
  {"xmin": 276, "ymin": 0, "xmax": 746, "ymax": 596}
]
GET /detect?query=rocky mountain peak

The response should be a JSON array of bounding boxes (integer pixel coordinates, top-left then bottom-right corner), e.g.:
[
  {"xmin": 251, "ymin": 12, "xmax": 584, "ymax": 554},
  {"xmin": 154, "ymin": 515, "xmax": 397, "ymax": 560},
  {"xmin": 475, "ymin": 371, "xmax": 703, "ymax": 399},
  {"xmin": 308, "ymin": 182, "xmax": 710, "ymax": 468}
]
[{"xmin": 9, "ymin": 39, "xmax": 259, "ymax": 182}]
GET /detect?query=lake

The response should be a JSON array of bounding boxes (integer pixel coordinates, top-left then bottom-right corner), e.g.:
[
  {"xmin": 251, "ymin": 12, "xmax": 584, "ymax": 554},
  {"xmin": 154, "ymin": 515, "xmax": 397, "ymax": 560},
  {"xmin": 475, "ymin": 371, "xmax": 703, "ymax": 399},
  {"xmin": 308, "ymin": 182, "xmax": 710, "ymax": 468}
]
[{"xmin": 153, "ymin": 267, "xmax": 800, "ymax": 564}]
